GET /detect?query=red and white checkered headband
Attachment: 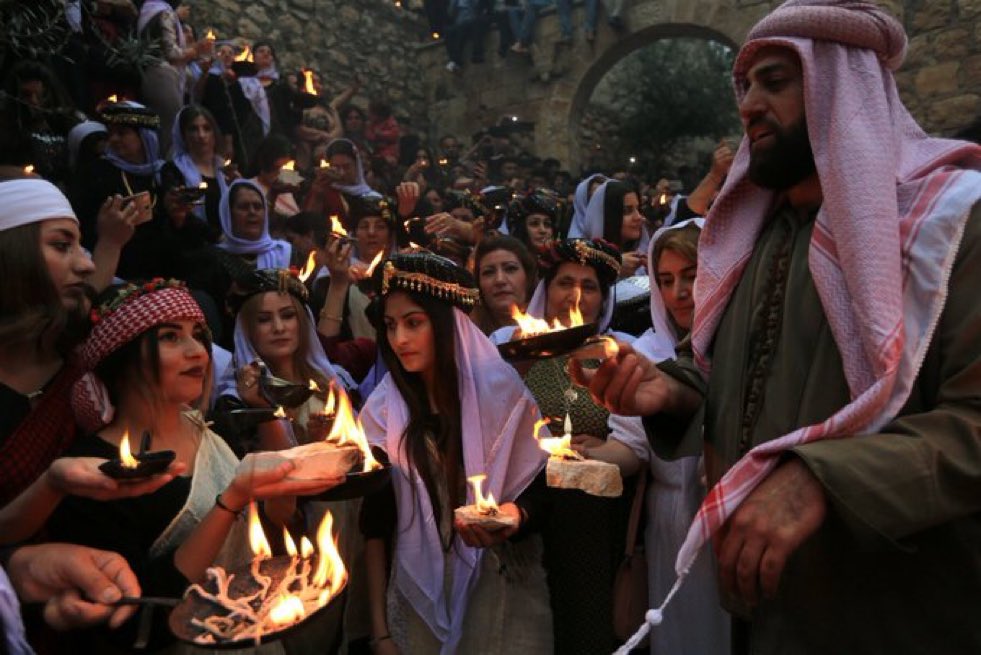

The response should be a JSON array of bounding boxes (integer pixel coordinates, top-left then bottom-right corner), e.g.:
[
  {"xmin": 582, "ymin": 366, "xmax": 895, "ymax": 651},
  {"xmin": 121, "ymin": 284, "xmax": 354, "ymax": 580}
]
[{"xmin": 78, "ymin": 284, "xmax": 205, "ymax": 371}]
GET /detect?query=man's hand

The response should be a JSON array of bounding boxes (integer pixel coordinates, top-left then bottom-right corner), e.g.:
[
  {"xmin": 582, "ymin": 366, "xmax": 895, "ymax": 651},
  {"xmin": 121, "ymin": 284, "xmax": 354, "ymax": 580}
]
[
  {"xmin": 7, "ymin": 544, "xmax": 141, "ymax": 630},
  {"xmin": 716, "ymin": 459, "xmax": 827, "ymax": 606},
  {"xmin": 568, "ymin": 341, "xmax": 697, "ymax": 417},
  {"xmin": 710, "ymin": 140, "xmax": 735, "ymax": 182}
]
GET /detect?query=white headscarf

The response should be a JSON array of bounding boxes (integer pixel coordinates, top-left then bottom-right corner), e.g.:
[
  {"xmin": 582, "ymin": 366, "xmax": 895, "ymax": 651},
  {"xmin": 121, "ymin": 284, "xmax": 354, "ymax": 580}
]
[
  {"xmin": 568, "ymin": 178, "xmax": 608, "ymax": 239},
  {"xmin": 360, "ymin": 310, "xmax": 546, "ymax": 654},
  {"xmin": 641, "ymin": 218, "xmax": 705, "ymax": 362},
  {"xmin": 169, "ymin": 105, "xmax": 229, "ymax": 221},
  {"xmin": 216, "ymin": 179, "xmax": 292, "ymax": 268},
  {"xmin": 326, "ymin": 138, "xmax": 382, "ymax": 199},
  {"xmin": 67, "ymin": 121, "xmax": 107, "ymax": 169},
  {"xmin": 570, "ymin": 173, "xmax": 607, "ymax": 234},
  {"xmin": 0, "ymin": 179, "xmax": 78, "ymax": 231}
]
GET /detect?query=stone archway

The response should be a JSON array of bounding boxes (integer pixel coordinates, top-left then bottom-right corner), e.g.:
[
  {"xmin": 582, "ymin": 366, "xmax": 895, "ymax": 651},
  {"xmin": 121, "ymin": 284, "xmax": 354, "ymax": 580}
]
[
  {"xmin": 417, "ymin": 0, "xmax": 981, "ymax": 171},
  {"xmin": 418, "ymin": 0, "xmax": 779, "ymax": 170}
]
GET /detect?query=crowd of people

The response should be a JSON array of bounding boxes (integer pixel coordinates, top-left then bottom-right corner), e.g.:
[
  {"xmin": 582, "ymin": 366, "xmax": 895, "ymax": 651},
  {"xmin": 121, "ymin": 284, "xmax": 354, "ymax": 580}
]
[{"xmin": 2, "ymin": 1, "xmax": 981, "ymax": 655}]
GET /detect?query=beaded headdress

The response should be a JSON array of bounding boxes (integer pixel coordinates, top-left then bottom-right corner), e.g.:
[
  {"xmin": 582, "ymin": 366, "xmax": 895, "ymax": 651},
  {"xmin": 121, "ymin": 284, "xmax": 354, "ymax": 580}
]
[
  {"xmin": 373, "ymin": 251, "xmax": 479, "ymax": 313},
  {"xmin": 508, "ymin": 187, "xmax": 563, "ymax": 226},
  {"xmin": 540, "ymin": 238, "xmax": 622, "ymax": 288},
  {"xmin": 99, "ymin": 101, "xmax": 160, "ymax": 131},
  {"xmin": 226, "ymin": 268, "xmax": 310, "ymax": 315}
]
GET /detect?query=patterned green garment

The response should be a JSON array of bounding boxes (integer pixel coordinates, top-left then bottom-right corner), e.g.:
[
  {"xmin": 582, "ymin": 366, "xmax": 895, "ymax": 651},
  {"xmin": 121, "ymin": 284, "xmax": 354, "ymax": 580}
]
[{"xmin": 524, "ymin": 355, "xmax": 633, "ymax": 655}]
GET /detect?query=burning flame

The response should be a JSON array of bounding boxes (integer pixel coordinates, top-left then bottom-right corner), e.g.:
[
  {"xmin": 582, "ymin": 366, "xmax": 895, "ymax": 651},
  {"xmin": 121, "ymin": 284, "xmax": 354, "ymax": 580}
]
[
  {"xmin": 329, "ymin": 215, "xmax": 347, "ymax": 238},
  {"xmin": 107, "ymin": 94, "xmax": 118, "ymax": 103},
  {"xmin": 510, "ymin": 289, "xmax": 583, "ymax": 336},
  {"xmin": 235, "ymin": 46, "xmax": 253, "ymax": 62},
  {"xmin": 300, "ymin": 536, "xmax": 315, "ymax": 559},
  {"xmin": 326, "ymin": 386, "xmax": 382, "ymax": 473},
  {"xmin": 309, "ymin": 379, "xmax": 321, "ymax": 392},
  {"xmin": 282, "ymin": 160, "xmax": 296, "ymax": 171},
  {"xmin": 119, "ymin": 430, "xmax": 139, "ymax": 469},
  {"xmin": 312, "ymin": 511, "xmax": 347, "ymax": 596},
  {"xmin": 409, "ymin": 241, "xmax": 422, "ymax": 250},
  {"xmin": 659, "ymin": 193, "xmax": 668, "ymax": 206},
  {"xmin": 535, "ymin": 415, "xmax": 582, "ymax": 460},
  {"xmin": 467, "ymin": 474, "xmax": 500, "ymax": 513},
  {"xmin": 298, "ymin": 250, "xmax": 318, "ymax": 282},
  {"xmin": 274, "ymin": 406, "xmax": 287, "ymax": 419},
  {"xmin": 302, "ymin": 69, "xmax": 317, "ymax": 96},
  {"xmin": 248, "ymin": 501, "xmax": 272, "ymax": 558},
  {"xmin": 438, "ymin": 158, "xmax": 449, "ymax": 166},
  {"xmin": 323, "ymin": 383, "xmax": 336, "ymax": 416},
  {"xmin": 198, "ymin": 181, "xmax": 208, "ymax": 189},
  {"xmin": 23, "ymin": 165, "xmax": 34, "ymax": 175},
  {"xmin": 224, "ymin": 158, "xmax": 232, "ymax": 167},
  {"xmin": 319, "ymin": 159, "xmax": 330, "ymax": 169},
  {"xmin": 268, "ymin": 594, "xmax": 306, "ymax": 626},
  {"xmin": 431, "ymin": 32, "xmax": 440, "ymax": 40},
  {"xmin": 283, "ymin": 527, "xmax": 298, "ymax": 557},
  {"xmin": 206, "ymin": 29, "xmax": 216, "ymax": 40},
  {"xmin": 364, "ymin": 250, "xmax": 384, "ymax": 276}
]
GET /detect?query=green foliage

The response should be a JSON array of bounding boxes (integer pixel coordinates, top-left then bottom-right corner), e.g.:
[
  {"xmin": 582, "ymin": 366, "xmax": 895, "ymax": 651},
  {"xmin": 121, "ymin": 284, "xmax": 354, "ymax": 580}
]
[
  {"xmin": 605, "ymin": 38, "xmax": 741, "ymax": 170},
  {"xmin": 0, "ymin": 0, "xmax": 72, "ymax": 66}
]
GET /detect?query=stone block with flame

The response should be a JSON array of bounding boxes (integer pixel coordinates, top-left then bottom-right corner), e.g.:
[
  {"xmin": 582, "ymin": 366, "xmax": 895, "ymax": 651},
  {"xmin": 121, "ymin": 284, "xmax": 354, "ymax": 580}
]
[
  {"xmin": 537, "ymin": 417, "xmax": 623, "ymax": 498},
  {"xmin": 453, "ymin": 474, "xmax": 518, "ymax": 530}
]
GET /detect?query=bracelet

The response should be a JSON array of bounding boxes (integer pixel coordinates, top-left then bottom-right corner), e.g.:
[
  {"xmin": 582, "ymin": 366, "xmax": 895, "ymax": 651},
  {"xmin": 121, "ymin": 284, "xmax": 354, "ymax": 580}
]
[
  {"xmin": 320, "ymin": 312, "xmax": 343, "ymax": 323},
  {"xmin": 215, "ymin": 493, "xmax": 241, "ymax": 515},
  {"xmin": 369, "ymin": 634, "xmax": 392, "ymax": 647}
]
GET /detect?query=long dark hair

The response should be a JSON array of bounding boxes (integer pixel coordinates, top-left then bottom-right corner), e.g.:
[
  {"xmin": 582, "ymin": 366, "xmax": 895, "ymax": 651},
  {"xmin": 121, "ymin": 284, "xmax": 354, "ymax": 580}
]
[
  {"xmin": 376, "ymin": 291, "xmax": 463, "ymax": 549},
  {"xmin": 602, "ymin": 180, "xmax": 638, "ymax": 251},
  {"xmin": 178, "ymin": 104, "xmax": 223, "ymax": 151}
]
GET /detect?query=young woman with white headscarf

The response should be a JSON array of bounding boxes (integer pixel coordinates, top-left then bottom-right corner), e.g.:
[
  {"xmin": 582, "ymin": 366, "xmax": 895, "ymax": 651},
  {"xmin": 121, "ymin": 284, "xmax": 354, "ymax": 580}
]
[{"xmin": 359, "ymin": 251, "xmax": 553, "ymax": 655}]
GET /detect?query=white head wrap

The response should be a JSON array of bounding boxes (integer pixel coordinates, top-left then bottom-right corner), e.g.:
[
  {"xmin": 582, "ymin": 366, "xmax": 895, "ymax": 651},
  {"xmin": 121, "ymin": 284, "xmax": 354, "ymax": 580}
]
[{"xmin": 0, "ymin": 179, "xmax": 78, "ymax": 231}]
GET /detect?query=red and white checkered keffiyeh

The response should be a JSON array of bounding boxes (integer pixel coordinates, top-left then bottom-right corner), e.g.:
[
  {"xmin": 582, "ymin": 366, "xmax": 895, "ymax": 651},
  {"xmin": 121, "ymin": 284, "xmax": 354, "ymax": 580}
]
[
  {"xmin": 72, "ymin": 285, "xmax": 204, "ymax": 432},
  {"xmin": 678, "ymin": 0, "xmax": 981, "ymax": 581}
]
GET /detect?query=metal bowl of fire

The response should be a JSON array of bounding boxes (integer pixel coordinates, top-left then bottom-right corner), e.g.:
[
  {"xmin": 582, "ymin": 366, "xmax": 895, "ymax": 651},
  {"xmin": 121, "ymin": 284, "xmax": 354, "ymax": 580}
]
[
  {"xmin": 169, "ymin": 506, "xmax": 348, "ymax": 649},
  {"xmin": 497, "ymin": 322, "xmax": 599, "ymax": 361}
]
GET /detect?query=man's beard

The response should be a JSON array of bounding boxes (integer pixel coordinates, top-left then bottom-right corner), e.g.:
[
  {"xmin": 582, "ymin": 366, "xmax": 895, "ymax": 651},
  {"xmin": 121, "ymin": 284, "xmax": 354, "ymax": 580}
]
[{"xmin": 747, "ymin": 117, "xmax": 816, "ymax": 190}]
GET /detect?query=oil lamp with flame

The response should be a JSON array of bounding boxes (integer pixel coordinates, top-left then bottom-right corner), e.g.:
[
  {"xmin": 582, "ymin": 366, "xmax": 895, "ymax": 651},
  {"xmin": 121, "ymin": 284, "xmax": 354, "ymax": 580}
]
[
  {"xmin": 23, "ymin": 164, "xmax": 35, "ymax": 175},
  {"xmin": 453, "ymin": 474, "xmax": 518, "ymax": 529},
  {"xmin": 326, "ymin": 387, "xmax": 382, "ymax": 473},
  {"xmin": 99, "ymin": 429, "xmax": 176, "ymax": 479},
  {"xmin": 510, "ymin": 289, "xmax": 585, "ymax": 338},
  {"xmin": 302, "ymin": 69, "xmax": 318, "ymax": 96},
  {"xmin": 536, "ymin": 415, "xmax": 624, "ymax": 498},
  {"xmin": 278, "ymin": 160, "xmax": 303, "ymax": 186},
  {"xmin": 535, "ymin": 416, "xmax": 583, "ymax": 461}
]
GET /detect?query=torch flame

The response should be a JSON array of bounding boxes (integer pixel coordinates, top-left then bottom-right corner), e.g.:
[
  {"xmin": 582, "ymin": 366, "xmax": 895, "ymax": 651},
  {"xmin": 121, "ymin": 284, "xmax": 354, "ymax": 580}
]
[
  {"xmin": 283, "ymin": 527, "xmax": 298, "ymax": 557},
  {"xmin": 248, "ymin": 501, "xmax": 272, "ymax": 559},
  {"xmin": 329, "ymin": 215, "xmax": 348, "ymax": 238},
  {"xmin": 298, "ymin": 249, "xmax": 318, "ymax": 282},
  {"xmin": 467, "ymin": 474, "xmax": 500, "ymax": 513},
  {"xmin": 235, "ymin": 46, "xmax": 253, "ymax": 62},
  {"xmin": 268, "ymin": 594, "xmax": 306, "ymax": 626},
  {"xmin": 312, "ymin": 510, "xmax": 348, "ymax": 596},
  {"xmin": 119, "ymin": 430, "xmax": 139, "ymax": 469},
  {"xmin": 327, "ymin": 387, "xmax": 382, "ymax": 472},
  {"xmin": 302, "ymin": 69, "xmax": 317, "ymax": 96},
  {"xmin": 364, "ymin": 250, "xmax": 384, "ymax": 276}
]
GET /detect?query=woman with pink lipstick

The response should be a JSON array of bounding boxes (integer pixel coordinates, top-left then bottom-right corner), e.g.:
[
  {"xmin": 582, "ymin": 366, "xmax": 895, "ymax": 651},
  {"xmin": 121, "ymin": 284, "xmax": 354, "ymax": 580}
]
[
  {"xmin": 48, "ymin": 279, "xmax": 339, "ymax": 652},
  {"xmin": 359, "ymin": 251, "xmax": 552, "ymax": 654}
]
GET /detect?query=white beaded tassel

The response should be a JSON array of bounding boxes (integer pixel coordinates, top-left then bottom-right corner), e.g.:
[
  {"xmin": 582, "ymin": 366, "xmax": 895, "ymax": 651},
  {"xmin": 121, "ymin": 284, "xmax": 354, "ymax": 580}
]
[{"xmin": 612, "ymin": 573, "xmax": 687, "ymax": 655}]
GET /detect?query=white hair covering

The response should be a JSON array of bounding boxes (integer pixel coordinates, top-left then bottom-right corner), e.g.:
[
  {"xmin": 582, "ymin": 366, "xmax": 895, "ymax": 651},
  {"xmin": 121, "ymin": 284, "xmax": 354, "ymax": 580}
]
[{"xmin": 0, "ymin": 179, "xmax": 78, "ymax": 231}]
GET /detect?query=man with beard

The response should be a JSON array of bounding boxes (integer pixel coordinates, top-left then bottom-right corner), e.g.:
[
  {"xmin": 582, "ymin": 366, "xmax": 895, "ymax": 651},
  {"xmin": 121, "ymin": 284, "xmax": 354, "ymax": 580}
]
[
  {"xmin": 0, "ymin": 179, "xmax": 99, "ymax": 505},
  {"xmin": 573, "ymin": 2, "xmax": 981, "ymax": 653}
]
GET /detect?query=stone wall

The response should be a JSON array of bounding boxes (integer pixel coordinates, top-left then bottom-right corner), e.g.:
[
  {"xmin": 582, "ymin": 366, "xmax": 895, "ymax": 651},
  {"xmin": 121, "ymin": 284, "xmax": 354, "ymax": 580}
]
[{"xmin": 190, "ymin": 0, "xmax": 432, "ymax": 136}]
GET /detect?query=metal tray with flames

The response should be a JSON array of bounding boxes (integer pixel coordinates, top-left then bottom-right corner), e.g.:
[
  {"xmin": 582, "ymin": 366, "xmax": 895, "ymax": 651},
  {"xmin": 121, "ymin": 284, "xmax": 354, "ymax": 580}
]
[
  {"xmin": 169, "ymin": 556, "xmax": 346, "ymax": 650},
  {"xmin": 496, "ymin": 322, "xmax": 599, "ymax": 361}
]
